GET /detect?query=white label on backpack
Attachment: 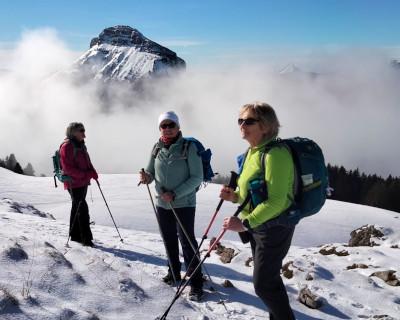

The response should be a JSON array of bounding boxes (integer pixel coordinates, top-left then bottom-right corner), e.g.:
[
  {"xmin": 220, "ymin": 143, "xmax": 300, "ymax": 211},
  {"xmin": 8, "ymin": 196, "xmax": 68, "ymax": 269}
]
[{"xmin": 302, "ymin": 174, "xmax": 314, "ymax": 186}]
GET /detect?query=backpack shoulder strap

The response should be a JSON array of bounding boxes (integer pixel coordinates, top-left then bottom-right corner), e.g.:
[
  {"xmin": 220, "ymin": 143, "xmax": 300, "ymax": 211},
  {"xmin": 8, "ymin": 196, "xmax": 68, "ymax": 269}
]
[
  {"xmin": 237, "ymin": 148, "xmax": 250, "ymax": 176},
  {"xmin": 151, "ymin": 142, "xmax": 161, "ymax": 159},
  {"xmin": 260, "ymin": 139, "xmax": 282, "ymax": 176},
  {"xmin": 60, "ymin": 139, "xmax": 79, "ymax": 159},
  {"xmin": 261, "ymin": 139, "xmax": 298, "ymax": 204},
  {"xmin": 181, "ymin": 138, "xmax": 191, "ymax": 158}
]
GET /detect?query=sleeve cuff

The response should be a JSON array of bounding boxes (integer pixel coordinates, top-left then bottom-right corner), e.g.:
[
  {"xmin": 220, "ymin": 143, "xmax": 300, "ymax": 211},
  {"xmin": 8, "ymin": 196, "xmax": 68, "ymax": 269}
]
[{"xmin": 242, "ymin": 219, "xmax": 252, "ymax": 231}]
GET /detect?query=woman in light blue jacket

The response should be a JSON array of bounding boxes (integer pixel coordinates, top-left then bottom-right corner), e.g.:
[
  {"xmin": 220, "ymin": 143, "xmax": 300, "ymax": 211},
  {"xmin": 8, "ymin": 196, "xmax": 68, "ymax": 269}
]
[{"xmin": 140, "ymin": 111, "xmax": 204, "ymax": 301}]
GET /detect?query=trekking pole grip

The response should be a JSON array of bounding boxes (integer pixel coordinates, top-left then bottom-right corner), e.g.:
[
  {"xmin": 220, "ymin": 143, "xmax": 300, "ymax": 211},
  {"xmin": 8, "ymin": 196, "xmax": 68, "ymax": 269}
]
[
  {"xmin": 138, "ymin": 168, "xmax": 145, "ymax": 186},
  {"xmin": 228, "ymin": 171, "xmax": 238, "ymax": 189}
]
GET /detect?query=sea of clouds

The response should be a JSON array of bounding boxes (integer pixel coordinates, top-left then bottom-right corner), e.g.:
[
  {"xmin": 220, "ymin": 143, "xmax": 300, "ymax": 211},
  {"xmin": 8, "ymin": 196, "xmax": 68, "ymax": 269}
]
[{"xmin": 1, "ymin": 28, "xmax": 399, "ymax": 177}]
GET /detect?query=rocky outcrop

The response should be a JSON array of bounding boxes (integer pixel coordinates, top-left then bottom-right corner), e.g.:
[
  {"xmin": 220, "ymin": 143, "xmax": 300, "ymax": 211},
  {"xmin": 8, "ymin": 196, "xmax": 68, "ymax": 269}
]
[
  {"xmin": 346, "ymin": 263, "xmax": 368, "ymax": 270},
  {"xmin": 319, "ymin": 245, "xmax": 349, "ymax": 256},
  {"xmin": 349, "ymin": 225, "xmax": 384, "ymax": 247},
  {"xmin": 90, "ymin": 26, "xmax": 181, "ymax": 61},
  {"xmin": 370, "ymin": 270, "xmax": 400, "ymax": 286},
  {"xmin": 298, "ymin": 286, "xmax": 323, "ymax": 309}
]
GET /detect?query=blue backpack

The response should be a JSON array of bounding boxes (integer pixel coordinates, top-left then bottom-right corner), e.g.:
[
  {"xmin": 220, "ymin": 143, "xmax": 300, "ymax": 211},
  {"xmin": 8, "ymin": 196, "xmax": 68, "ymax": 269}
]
[
  {"xmin": 152, "ymin": 137, "xmax": 215, "ymax": 187},
  {"xmin": 182, "ymin": 137, "xmax": 215, "ymax": 183},
  {"xmin": 237, "ymin": 137, "xmax": 329, "ymax": 224}
]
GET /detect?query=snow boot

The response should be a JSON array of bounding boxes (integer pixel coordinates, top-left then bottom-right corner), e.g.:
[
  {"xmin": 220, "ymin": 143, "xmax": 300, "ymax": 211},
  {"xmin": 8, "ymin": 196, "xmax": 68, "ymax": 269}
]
[
  {"xmin": 162, "ymin": 271, "xmax": 181, "ymax": 286},
  {"xmin": 188, "ymin": 286, "xmax": 204, "ymax": 301}
]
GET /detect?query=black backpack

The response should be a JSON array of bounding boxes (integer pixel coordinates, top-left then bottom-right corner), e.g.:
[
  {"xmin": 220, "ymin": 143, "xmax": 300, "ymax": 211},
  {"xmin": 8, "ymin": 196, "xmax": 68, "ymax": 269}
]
[{"xmin": 237, "ymin": 137, "xmax": 329, "ymax": 224}]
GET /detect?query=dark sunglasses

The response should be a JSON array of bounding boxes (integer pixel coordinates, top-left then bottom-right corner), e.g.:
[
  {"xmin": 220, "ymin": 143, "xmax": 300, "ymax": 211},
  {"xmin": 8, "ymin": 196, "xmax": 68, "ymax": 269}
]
[
  {"xmin": 238, "ymin": 118, "xmax": 260, "ymax": 126},
  {"xmin": 160, "ymin": 122, "xmax": 176, "ymax": 129},
  {"xmin": 79, "ymin": 129, "xmax": 85, "ymax": 133}
]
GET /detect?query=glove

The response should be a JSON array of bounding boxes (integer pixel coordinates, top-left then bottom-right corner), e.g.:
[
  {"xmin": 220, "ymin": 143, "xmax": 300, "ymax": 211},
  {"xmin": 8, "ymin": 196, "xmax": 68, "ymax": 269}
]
[
  {"xmin": 91, "ymin": 171, "xmax": 98, "ymax": 180},
  {"xmin": 139, "ymin": 171, "xmax": 152, "ymax": 184},
  {"xmin": 87, "ymin": 171, "xmax": 98, "ymax": 181}
]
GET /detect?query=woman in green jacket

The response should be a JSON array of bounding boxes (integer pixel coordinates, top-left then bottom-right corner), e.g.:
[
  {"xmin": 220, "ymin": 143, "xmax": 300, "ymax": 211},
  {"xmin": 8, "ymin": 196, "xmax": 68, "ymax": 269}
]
[
  {"xmin": 139, "ymin": 111, "xmax": 204, "ymax": 301},
  {"xmin": 220, "ymin": 102, "xmax": 296, "ymax": 320}
]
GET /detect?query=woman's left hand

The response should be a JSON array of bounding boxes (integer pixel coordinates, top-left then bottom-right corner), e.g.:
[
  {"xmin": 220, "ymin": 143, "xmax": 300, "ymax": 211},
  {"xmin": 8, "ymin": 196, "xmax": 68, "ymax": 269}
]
[
  {"xmin": 161, "ymin": 192, "xmax": 175, "ymax": 203},
  {"xmin": 223, "ymin": 216, "xmax": 246, "ymax": 232}
]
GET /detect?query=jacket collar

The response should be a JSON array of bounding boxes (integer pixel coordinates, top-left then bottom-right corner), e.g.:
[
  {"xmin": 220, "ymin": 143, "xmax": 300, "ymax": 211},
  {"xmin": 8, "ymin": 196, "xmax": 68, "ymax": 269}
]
[
  {"xmin": 250, "ymin": 135, "xmax": 278, "ymax": 152},
  {"xmin": 159, "ymin": 131, "xmax": 182, "ymax": 149}
]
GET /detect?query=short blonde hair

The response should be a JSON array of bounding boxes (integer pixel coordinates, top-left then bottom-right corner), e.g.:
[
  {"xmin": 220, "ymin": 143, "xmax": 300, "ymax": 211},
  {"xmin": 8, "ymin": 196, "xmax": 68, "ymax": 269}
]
[
  {"xmin": 240, "ymin": 102, "xmax": 280, "ymax": 137},
  {"xmin": 66, "ymin": 122, "xmax": 85, "ymax": 139}
]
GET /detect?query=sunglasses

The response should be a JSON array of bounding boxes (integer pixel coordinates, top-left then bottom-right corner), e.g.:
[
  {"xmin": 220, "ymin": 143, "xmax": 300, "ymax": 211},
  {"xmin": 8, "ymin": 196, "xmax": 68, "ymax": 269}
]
[
  {"xmin": 160, "ymin": 122, "xmax": 176, "ymax": 129},
  {"xmin": 238, "ymin": 118, "xmax": 260, "ymax": 126},
  {"xmin": 79, "ymin": 129, "xmax": 85, "ymax": 133}
]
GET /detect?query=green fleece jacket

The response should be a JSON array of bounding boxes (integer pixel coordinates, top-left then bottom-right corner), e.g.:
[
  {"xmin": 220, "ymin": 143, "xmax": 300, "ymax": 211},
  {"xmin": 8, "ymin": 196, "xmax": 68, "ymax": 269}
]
[
  {"xmin": 145, "ymin": 135, "xmax": 203, "ymax": 209},
  {"xmin": 236, "ymin": 138, "xmax": 295, "ymax": 229}
]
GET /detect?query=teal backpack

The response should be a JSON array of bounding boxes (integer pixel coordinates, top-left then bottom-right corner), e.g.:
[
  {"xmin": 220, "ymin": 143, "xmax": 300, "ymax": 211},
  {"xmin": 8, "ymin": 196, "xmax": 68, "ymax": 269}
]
[
  {"xmin": 237, "ymin": 137, "xmax": 329, "ymax": 225},
  {"xmin": 52, "ymin": 142, "xmax": 73, "ymax": 187}
]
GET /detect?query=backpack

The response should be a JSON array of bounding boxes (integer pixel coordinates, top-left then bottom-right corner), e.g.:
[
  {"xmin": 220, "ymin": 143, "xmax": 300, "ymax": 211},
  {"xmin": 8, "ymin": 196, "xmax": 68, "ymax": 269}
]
[
  {"xmin": 238, "ymin": 137, "xmax": 329, "ymax": 225},
  {"xmin": 52, "ymin": 142, "xmax": 73, "ymax": 187},
  {"xmin": 152, "ymin": 137, "xmax": 215, "ymax": 188}
]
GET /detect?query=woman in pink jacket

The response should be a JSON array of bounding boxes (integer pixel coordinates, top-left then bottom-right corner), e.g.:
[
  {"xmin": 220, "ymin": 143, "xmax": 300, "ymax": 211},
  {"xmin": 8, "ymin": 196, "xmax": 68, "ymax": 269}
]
[{"xmin": 60, "ymin": 122, "xmax": 98, "ymax": 247}]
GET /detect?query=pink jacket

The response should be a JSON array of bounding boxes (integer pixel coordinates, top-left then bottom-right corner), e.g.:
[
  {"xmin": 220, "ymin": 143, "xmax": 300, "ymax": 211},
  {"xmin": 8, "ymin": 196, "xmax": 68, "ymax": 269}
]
[{"xmin": 60, "ymin": 139, "xmax": 98, "ymax": 189}]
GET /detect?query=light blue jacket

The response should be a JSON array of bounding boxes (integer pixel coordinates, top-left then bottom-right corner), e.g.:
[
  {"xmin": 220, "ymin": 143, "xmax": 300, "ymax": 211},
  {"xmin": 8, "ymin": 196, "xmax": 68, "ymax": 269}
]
[{"xmin": 145, "ymin": 134, "xmax": 203, "ymax": 209}]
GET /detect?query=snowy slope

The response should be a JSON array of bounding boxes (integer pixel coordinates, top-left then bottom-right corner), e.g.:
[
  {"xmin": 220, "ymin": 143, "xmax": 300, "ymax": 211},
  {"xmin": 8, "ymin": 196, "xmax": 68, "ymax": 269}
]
[{"xmin": 1, "ymin": 168, "xmax": 400, "ymax": 320}]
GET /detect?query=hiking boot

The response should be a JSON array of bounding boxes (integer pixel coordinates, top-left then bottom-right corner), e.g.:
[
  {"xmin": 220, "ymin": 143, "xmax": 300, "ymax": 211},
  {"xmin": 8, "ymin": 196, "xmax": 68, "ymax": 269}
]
[
  {"xmin": 162, "ymin": 272, "xmax": 181, "ymax": 286},
  {"xmin": 188, "ymin": 286, "xmax": 204, "ymax": 302}
]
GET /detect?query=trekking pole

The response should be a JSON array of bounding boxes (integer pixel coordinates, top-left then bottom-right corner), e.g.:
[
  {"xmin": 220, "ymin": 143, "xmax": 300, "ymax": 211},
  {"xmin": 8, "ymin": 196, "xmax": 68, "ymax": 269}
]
[
  {"xmin": 186, "ymin": 172, "xmax": 237, "ymax": 264},
  {"xmin": 156, "ymin": 195, "xmax": 250, "ymax": 320},
  {"xmin": 175, "ymin": 171, "xmax": 237, "ymax": 292},
  {"xmin": 140, "ymin": 169, "xmax": 179, "ymax": 285},
  {"xmin": 96, "ymin": 180, "xmax": 124, "ymax": 242},
  {"xmin": 167, "ymin": 203, "xmax": 214, "ymax": 284},
  {"xmin": 168, "ymin": 203, "xmax": 228, "ymax": 312}
]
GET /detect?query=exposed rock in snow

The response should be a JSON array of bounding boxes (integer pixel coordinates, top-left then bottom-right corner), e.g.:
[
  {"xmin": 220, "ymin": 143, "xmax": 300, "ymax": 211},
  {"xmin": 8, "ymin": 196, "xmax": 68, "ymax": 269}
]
[
  {"xmin": 349, "ymin": 224, "xmax": 384, "ymax": 247},
  {"xmin": 298, "ymin": 286, "xmax": 323, "ymax": 309},
  {"xmin": 370, "ymin": 270, "xmax": 400, "ymax": 286}
]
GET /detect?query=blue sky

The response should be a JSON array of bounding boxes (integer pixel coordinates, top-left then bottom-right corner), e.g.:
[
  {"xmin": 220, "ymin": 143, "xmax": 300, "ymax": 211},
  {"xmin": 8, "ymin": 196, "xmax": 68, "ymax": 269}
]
[{"xmin": 1, "ymin": 0, "xmax": 400, "ymax": 64}]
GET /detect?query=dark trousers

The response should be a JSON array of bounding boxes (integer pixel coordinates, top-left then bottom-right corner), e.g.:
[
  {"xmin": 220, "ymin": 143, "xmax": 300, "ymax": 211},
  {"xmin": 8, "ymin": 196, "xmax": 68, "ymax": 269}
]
[
  {"xmin": 250, "ymin": 224, "xmax": 295, "ymax": 320},
  {"xmin": 156, "ymin": 206, "xmax": 203, "ymax": 288},
  {"xmin": 68, "ymin": 186, "xmax": 93, "ymax": 244}
]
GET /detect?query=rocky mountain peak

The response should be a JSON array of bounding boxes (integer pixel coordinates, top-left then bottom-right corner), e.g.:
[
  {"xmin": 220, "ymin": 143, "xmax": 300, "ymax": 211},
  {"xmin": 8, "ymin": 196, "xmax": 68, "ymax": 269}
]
[
  {"xmin": 89, "ymin": 25, "xmax": 178, "ymax": 60},
  {"xmin": 90, "ymin": 26, "xmax": 144, "ymax": 48},
  {"xmin": 72, "ymin": 25, "xmax": 185, "ymax": 84}
]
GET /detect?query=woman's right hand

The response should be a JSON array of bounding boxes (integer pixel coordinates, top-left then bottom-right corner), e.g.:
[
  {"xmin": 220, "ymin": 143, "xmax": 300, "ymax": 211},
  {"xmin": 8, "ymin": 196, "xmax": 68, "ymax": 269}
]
[
  {"xmin": 139, "ymin": 171, "xmax": 151, "ymax": 184},
  {"xmin": 220, "ymin": 186, "xmax": 238, "ymax": 202}
]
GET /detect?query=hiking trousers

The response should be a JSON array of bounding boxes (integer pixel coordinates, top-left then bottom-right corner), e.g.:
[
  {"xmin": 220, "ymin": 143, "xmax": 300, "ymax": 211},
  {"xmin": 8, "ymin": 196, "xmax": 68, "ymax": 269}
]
[
  {"xmin": 156, "ymin": 206, "xmax": 203, "ymax": 288},
  {"xmin": 68, "ymin": 186, "xmax": 93, "ymax": 244},
  {"xmin": 250, "ymin": 224, "xmax": 295, "ymax": 320}
]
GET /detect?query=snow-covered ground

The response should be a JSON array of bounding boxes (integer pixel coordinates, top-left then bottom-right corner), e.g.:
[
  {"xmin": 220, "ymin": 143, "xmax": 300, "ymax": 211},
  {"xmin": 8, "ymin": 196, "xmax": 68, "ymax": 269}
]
[{"xmin": 0, "ymin": 167, "xmax": 399, "ymax": 320}]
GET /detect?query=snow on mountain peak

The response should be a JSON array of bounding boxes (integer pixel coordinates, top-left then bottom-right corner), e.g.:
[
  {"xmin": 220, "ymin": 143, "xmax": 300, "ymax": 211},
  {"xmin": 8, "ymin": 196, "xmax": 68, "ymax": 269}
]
[
  {"xmin": 73, "ymin": 25, "xmax": 185, "ymax": 83},
  {"xmin": 279, "ymin": 63, "xmax": 301, "ymax": 74}
]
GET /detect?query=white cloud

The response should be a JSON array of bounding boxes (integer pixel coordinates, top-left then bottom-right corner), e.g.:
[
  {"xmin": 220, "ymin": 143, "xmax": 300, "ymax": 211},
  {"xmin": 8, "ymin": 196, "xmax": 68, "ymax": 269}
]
[{"xmin": 0, "ymin": 29, "xmax": 399, "ymax": 178}]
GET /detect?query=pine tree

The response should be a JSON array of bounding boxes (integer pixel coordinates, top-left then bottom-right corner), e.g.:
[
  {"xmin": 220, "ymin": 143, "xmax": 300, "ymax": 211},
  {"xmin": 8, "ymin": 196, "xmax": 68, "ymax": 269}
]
[
  {"xmin": 5, "ymin": 154, "xmax": 17, "ymax": 171},
  {"xmin": 23, "ymin": 163, "xmax": 35, "ymax": 176},
  {"xmin": 13, "ymin": 162, "xmax": 24, "ymax": 174}
]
